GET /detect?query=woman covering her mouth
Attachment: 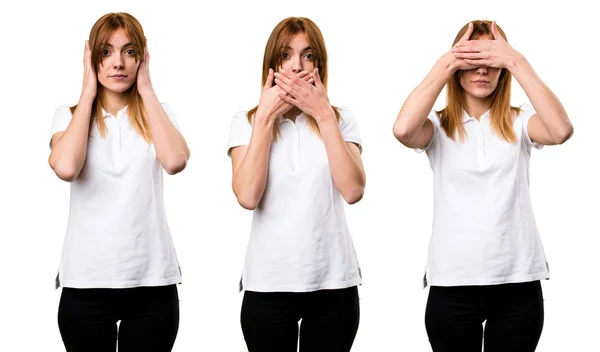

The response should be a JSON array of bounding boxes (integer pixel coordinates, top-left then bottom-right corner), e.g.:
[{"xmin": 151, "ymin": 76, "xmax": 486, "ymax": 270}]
[
  {"xmin": 393, "ymin": 20, "xmax": 573, "ymax": 352},
  {"xmin": 228, "ymin": 16, "xmax": 366, "ymax": 352},
  {"xmin": 48, "ymin": 12, "xmax": 190, "ymax": 352}
]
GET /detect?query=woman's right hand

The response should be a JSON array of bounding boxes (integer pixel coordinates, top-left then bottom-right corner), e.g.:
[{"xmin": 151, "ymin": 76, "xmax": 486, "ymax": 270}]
[
  {"xmin": 82, "ymin": 40, "xmax": 97, "ymax": 100},
  {"xmin": 447, "ymin": 22, "xmax": 478, "ymax": 71},
  {"xmin": 254, "ymin": 69, "xmax": 313, "ymax": 126}
]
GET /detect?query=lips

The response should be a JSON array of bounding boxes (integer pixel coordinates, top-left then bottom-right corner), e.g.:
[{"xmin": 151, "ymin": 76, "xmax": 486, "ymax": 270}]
[{"xmin": 473, "ymin": 80, "xmax": 489, "ymax": 84}]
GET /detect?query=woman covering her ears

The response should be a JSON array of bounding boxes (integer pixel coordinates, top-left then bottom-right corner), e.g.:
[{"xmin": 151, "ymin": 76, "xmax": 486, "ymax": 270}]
[
  {"xmin": 227, "ymin": 16, "xmax": 366, "ymax": 352},
  {"xmin": 393, "ymin": 20, "xmax": 573, "ymax": 352},
  {"xmin": 48, "ymin": 12, "xmax": 189, "ymax": 352}
]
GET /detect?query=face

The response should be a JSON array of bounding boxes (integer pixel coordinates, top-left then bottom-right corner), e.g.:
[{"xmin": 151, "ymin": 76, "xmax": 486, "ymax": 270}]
[
  {"xmin": 458, "ymin": 35, "xmax": 501, "ymax": 100},
  {"xmin": 278, "ymin": 32, "xmax": 315, "ymax": 74},
  {"xmin": 97, "ymin": 28, "xmax": 140, "ymax": 94}
]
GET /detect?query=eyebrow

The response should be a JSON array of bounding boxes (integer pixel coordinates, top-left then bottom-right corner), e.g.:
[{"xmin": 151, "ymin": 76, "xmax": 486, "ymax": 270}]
[
  {"xmin": 283, "ymin": 46, "xmax": 313, "ymax": 52},
  {"xmin": 103, "ymin": 42, "xmax": 134, "ymax": 48}
]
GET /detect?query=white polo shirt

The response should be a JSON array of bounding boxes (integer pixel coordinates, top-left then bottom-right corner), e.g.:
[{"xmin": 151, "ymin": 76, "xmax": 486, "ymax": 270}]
[
  {"xmin": 419, "ymin": 104, "xmax": 549, "ymax": 287},
  {"xmin": 228, "ymin": 108, "xmax": 363, "ymax": 292},
  {"xmin": 50, "ymin": 103, "xmax": 182, "ymax": 289}
]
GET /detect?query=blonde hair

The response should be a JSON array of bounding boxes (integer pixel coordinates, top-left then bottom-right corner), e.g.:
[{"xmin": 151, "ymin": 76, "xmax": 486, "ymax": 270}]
[
  {"xmin": 247, "ymin": 17, "xmax": 341, "ymax": 140},
  {"xmin": 438, "ymin": 20, "xmax": 519, "ymax": 143},
  {"xmin": 71, "ymin": 12, "xmax": 151, "ymax": 142}
]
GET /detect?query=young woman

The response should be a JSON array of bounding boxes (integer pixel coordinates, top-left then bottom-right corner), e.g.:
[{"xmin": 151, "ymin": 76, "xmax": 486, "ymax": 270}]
[
  {"xmin": 393, "ymin": 20, "xmax": 573, "ymax": 352},
  {"xmin": 48, "ymin": 12, "xmax": 189, "ymax": 352},
  {"xmin": 227, "ymin": 17, "xmax": 366, "ymax": 352}
]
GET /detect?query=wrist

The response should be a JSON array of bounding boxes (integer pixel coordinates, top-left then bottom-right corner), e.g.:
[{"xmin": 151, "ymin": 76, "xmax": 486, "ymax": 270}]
[
  {"xmin": 506, "ymin": 51, "xmax": 527, "ymax": 72},
  {"xmin": 138, "ymin": 86, "xmax": 156, "ymax": 100}
]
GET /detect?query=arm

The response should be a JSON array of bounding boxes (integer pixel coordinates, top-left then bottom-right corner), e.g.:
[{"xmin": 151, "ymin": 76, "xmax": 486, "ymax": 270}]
[
  {"xmin": 276, "ymin": 69, "xmax": 366, "ymax": 204},
  {"xmin": 316, "ymin": 116, "xmax": 366, "ymax": 204},
  {"xmin": 137, "ymin": 47, "xmax": 190, "ymax": 175},
  {"xmin": 453, "ymin": 21, "xmax": 573, "ymax": 145},
  {"xmin": 48, "ymin": 41, "xmax": 96, "ymax": 182},
  {"xmin": 230, "ymin": 69, "xmax": 297, "ymax": 210},
  {"xmin": 393, "ymin": 23, "xmax": 476, "ymax": 149}
]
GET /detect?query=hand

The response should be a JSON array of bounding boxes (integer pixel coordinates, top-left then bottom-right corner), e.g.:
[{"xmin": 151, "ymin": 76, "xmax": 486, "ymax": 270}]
[
  {"xmin": 82, "ymin": 40, "xmax": 97, "ymax": 99},
  {"xmin": 254, "ymin": 69, "xmax": 314, "ymax": 125},
  {"xmin": 447, "ymin": 22, "xmax": 478, "ymax": 71},
  {"xmin": 451, "ymin": 21, "xmax": 521, "ymax": 69},
  {"xmin": 274, "ymin": 68, "xmax": 335, "ymax": 124},
  {"xmin": 137, "ymin": 43, "xmax": 153, "ymax": 95}
]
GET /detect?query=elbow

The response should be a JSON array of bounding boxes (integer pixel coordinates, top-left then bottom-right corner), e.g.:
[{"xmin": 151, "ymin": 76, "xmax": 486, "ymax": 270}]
[
  {"xmin": 236, "ymin": 194, "xmax": 260, "ymax": 210},
  {"xmin": 553, "ymin": 123, "xmax": 574, "ymax": 145},
  {"xmin": 163, "ymin": 154, "xmax": 189, "ymax": 175},
  {"xmin": 342, "ymin": 186, "xmax": 364, "ymax": 205},
  {"xmin": 393, "ymin": 118, "xmax": 413, "ymax": 145},
  {"xmin": 50, "ymin": 160, "xmax": 77, "ymax": 182}
]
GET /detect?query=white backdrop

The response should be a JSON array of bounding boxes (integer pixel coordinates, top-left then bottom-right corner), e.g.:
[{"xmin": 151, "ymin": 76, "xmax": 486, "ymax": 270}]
[{"xmin": 0, "ymin": 0, "xmax": 597, "ymax": 350}]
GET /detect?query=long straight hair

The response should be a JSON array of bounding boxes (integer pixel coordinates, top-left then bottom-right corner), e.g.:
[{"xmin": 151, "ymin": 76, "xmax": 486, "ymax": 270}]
[
  {"xmin": 247, "ymin": 17, "xmax": 341, "ymax": 140},
  {"xmin": 438, "ymin": 20, "xmax": 519, "ymax": 143},
  {"xmin": 71, "ymin": 12, "xmax": 151, "ymax": 142}
]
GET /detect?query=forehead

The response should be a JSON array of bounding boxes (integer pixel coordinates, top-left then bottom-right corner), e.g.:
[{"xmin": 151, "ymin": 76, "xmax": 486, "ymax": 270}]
[
  {"xmin": 286, "ymin": 32, "xmax": 310, "ymax": 49},
  {"xmin": 106, "ymin": 28, "xmax": 131, "ymax": 45},
  {"xmin": 474, "ymin": 33, "xmax": 492, "ymax": 40}
]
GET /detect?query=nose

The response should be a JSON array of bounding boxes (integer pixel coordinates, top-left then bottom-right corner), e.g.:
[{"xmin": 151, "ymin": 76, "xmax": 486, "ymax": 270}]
[
  {"xmin": 476, "ymin": 66, "xmax": 488, "ymax": 75},
  {"xmin": 290, "ymin": 55, "xmax": 302, "ymax": 74},
  {"xmin": 112, "ymin": 52, "xmax": 125, "ymax": 70}
]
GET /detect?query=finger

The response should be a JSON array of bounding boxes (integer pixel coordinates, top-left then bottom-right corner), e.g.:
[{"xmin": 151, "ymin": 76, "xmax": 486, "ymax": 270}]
[
  {"xmin": 311, "ymin": 68, "xmax": 323, "ymax": 88},
  {"xmin": 279, "ymin": 92, "xmax": 298, "ymax": 106},
  {"xmin": 491, "ymin": 21, "xmax": 504, "ymax": 41},
  {"xmin": 264, "ymin": 68, "xmax": 275, "ymax": 91},
  {"xmin": 460, "ymin": 22, "xmax": 473, "ymax": 42},
  {"xmin": 453, "ymin": 52, "xmax": 488, "ymax": 60},
  {"xmin": 464, "ymin": 59, "xmax": 490, "ymax": 67},
  {"xmin": 452, "ymin": 43, "xmax": 481, "ymax": 53},
  {"xmin": 274, "ymin": 71, "xmax": 296, "ymax": 90},
  {"xmin": 297, "ymin": 70, "xmax": 309, "ymax": 79},
  {"xmin": 274, "ymin": 77, "xmax": 295, "ymax": 95}
]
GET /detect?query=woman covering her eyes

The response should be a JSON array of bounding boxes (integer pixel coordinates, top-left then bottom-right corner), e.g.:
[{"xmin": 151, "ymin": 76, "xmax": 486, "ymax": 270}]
[
  {"xmin": 227, "ymin": 17, "xmax": 366, "ymax": 352},
  {"xmin": 393, "ymin": 20, "xmax": 573, "ymax": 352},
  {"xmin": 48, "ymin": 12, "xmax": 190, "ymax": 352}
]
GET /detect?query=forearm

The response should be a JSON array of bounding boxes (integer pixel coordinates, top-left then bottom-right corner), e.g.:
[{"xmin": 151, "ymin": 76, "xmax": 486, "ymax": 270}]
[
  {"xmin": 318, "ymin": 117, "xmax": 365, "ymax": 204},
  {"xmin": 393, "ymin": 53, "xmax": 455, "ymax": 145},
  {"xmin": 509, "ymin": 55, "xmax": 573, "ymax": 143},
  {"xmin": 48, "ymin": 95, "xmax": 94, "ymax": 181},
  {"xmin": 232, "ymin": 120, "xmax": 273, "ymax": 210},
  {"xmin": 141, "ymin": 90, "xmax": 190, "ymax": 175}
]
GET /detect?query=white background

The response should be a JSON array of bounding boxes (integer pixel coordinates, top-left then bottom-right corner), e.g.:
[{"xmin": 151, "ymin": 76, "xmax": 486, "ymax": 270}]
[{"xmin": 0, "ymin": 0, "xmax": 598, "ymax": 350}]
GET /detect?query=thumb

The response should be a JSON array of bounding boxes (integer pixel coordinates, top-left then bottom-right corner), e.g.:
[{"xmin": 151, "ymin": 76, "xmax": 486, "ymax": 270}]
[
  {"xmin": 313, "ymin": 68, "xmax": 322, "ymax": 87},
  {"xmin": 491, "ymin": 21, "xmax": 503, "ymax": 41},
  {"xmin": 264, "ymin": 68, "xmax": 274, "ymax": 91},
  {"xmin": 461, "ymin": 22, "xmax": 473, "ymax": 42}
]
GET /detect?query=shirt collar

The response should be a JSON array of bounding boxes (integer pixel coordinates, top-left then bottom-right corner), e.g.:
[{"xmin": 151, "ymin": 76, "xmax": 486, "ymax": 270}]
[
  {"xmin": 101, "ymin": 106, "xmax": 128, "ymax": 119},
  {"xmin": 461, "ymin": 109, "xmax": 490, "ymax": 123},
  {"xmin": 277, "ymin": 111, "xmax": 305, "ymax": 124}
]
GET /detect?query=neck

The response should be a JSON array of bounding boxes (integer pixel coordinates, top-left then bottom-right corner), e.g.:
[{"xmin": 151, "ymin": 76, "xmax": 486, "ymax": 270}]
[
  {"xmin": 102, "ymin": 88, "xmax": 129, "ymax": 117},
  {"xmin": 284, "ymin": 106, "xmax": 302, "ymax": 122},
  {"xmin": 464, "ymin": 94, "xmax": 492, "ymax": 120}
]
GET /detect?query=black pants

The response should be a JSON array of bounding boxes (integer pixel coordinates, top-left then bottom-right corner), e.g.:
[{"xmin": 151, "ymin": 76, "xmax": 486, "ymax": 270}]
[
  {"xmin": 425, "ymin": 280, "xmax": 544, "ymax": 352},
  {"xmin": 58, "ymin": 284, "xmax": 179, "ymax": 352},
  {"xmin": 241, "ymin": 286, "xmax": 360, "ymax": 352}
]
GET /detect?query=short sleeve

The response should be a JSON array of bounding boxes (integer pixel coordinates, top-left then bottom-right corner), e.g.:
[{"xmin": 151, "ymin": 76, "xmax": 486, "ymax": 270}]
[
  {"xmin": 415, "ymin": 110, "xmax": 439, "ymax": 154},
  {"xmin": 519, "ymin": 104, "xmax": 544, "ymax": 150},
  {"xmin": 161, "ymin": 102, "xmax": 180, "ymax": 131},
  {"xmin": 338, "ymin": 107, "xmax": 363, "ymax": 153},
  {"xmin": 227, "ymin": 111, "xmax": 253, "ymax": 156},
  {"xmin": 49, "ymin": 105, "xmax": 73, "ymax": 148}
]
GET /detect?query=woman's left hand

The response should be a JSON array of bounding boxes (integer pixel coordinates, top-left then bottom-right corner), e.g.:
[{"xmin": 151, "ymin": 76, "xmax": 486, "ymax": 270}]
[
  {"xmin": 451, "ymin": 21, "xmax": 522, "ymax": 70},
  {"xmin": 137, "ymin": 43, "xmax": 153, "ymax": 95},
  {"xmin": 274, "ymin": 68, "xmax": 335, "ymax": 123}
]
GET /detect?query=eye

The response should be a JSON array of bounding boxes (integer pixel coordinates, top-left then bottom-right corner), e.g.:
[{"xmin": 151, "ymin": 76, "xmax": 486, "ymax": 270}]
[
  {"xmin": 102, "ymin": 49, "xmax": 110, "ymax": 56},
  {"xmin": 125, "ymin": 49, "xmax": 135, "ymax": 56},
  {"xmin": 304, "ymin": 53, "xmax": 313, "ymax": 60},
  {"xmin": 281, "ymin": 52, "xmax": 289, "ymax": 59}
]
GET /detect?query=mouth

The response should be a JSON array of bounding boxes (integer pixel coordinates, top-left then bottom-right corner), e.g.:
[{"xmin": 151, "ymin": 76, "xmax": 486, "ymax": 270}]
[
  {"xmin": 473, "ymin": 80, "xmax": 490, "ymax": 84},
  {"xmin": 110, "ymin": 74, "xmax": 128, "ymax": 80}
]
